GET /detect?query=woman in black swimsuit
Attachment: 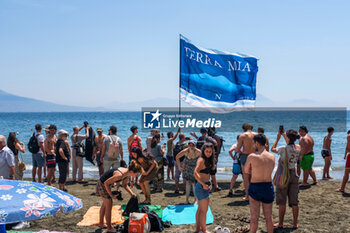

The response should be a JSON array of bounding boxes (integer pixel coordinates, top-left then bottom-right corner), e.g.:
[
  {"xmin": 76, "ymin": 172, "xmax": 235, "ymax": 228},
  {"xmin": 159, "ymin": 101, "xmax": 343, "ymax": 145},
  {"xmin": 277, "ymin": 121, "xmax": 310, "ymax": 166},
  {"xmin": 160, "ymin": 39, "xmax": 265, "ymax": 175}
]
[
  {"xmin": 194, "ymin": 143, "xmax": 215, "ymax": 233},
  {"xmin": 96, "ymin": 160, "xmax": 141, "ymax": 232}
]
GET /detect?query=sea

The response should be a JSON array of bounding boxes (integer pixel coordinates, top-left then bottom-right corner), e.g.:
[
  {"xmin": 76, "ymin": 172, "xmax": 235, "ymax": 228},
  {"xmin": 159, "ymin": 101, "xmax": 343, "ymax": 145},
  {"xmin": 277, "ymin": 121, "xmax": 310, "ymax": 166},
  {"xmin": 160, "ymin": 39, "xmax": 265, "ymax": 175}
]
[{"xmin": 0, "ymin": 111, "xmax": 349, "ymax": 181}]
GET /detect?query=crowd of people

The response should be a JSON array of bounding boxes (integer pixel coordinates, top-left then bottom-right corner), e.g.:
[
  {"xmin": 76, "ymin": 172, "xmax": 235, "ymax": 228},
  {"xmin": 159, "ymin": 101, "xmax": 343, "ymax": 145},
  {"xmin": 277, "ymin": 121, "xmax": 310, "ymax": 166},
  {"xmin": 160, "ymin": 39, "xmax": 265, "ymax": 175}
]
[{"xmin": 1, "ymin": 122, "xmax": 350, "ymax": 233}]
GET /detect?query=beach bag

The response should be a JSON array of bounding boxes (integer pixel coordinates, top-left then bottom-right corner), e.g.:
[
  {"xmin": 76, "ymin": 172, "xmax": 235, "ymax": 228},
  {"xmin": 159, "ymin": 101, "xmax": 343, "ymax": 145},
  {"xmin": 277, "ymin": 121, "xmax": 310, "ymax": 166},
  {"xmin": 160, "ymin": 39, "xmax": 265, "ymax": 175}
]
[
  {"xmin": 18, "ymin": 153, "xmax": 26, "ymax": 172},
  {"xmin": 141, "ymin": 206, "xmax": 163, "ymax": 232},
  {"xmin": 129, "ymin": 212, "xmax": 151, "ymax": 233},
  {"xmin": 73, "ymin": 135, "xmax": 85, "ymax": 157},
  {"xmin": 232, "ymin": 162, "xmax": 241, "ymax": 175},
  {"xmin": 122, "ymin": 196, "xmax": 139, "ymax": 217},
  {"xmin": 107, "ymin": 136, "xmax": 120, "ymax": 160},
  {"xmin": 28, "ymin": 133, "xmax": 40, "ymax": 153},
  {"xmin": 273, "ymin": 147, "xmax": 290, "ymax": 189}
]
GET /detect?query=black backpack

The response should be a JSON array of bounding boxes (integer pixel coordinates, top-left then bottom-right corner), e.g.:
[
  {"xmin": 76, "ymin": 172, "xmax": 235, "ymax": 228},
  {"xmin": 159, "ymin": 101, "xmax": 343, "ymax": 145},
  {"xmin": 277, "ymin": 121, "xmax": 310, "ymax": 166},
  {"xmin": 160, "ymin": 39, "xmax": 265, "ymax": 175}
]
[
  {"xmin": 196, "ymin": 136, "xmax": 207, "ymax": 150},
  {"xmin": 173, "ymin": 142, "xmax": 187, "ymax": 162},
  {"xmin": 28, "ymin": 133, "xmax": 40, "ymax": 153},
  {"xmin": 141, "ymin": 206, "xmax": 163, "ymax": 232},
  {"xmin": 122, "ymin": 196, "xmax": 139, "ymax": 217}
]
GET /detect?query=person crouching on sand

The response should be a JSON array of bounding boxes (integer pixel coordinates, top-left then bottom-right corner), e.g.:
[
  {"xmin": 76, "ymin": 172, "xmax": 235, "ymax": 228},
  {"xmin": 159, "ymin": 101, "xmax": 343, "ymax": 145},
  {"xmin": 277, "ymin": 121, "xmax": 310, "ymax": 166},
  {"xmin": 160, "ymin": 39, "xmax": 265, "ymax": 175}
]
[
  {"xmin": 130, "ymin": 147, "xmax": 158, "ymax": 204},
  {"xmin": 194, "ymin": 143, "xmax": 215, "ymax": 233},
  {"xmin": 96, "ymin": 160, "xmax": 141, "ymax": 232}
]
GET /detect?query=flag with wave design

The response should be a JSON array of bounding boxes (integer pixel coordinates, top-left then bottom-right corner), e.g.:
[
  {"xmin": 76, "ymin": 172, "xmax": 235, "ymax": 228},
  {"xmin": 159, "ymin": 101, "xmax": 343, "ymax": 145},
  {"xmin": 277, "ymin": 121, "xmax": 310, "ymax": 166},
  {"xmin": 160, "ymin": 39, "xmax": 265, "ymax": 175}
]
[{"xmin": 180, "ymin": 35, "xmax": 258, "ymax": 113}]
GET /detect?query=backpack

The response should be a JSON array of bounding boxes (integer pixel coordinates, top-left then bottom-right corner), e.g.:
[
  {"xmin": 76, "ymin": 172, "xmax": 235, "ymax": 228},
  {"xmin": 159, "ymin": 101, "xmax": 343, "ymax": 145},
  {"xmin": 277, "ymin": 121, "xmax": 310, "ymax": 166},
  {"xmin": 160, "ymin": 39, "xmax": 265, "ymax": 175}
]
[
  {"xmin": 28, "ymin": 133, "xmax": 40, "ymax": 153},
  {"xmin": 128, "ymin": 212, "xmax": 151, "ymax": 233},
  {"xmin": 122, "ymin": 196, "xmax": 139, "ymax": 217},
  {"xmin": 107, "ymin": 136, "xmax": 120, "ymax": 160},
  {"xmin": 196, "ymin": 136, "xmax": 207, "ymax": 150},
  {"xmin": 141, "ymin": 206, "xmax": 163, "ymax": 232},
  {"xmin": 173, "ymin": 142, "xmax": 187, "ymax": 162}
]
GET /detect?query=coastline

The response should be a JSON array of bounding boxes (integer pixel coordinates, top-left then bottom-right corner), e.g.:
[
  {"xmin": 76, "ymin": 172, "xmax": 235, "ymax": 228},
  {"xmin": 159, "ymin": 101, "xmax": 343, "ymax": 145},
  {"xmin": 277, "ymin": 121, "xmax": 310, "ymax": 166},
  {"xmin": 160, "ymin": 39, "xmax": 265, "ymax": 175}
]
[{"xmin": 21, "ymin": 179, "xmax": 350, "ymax": 233}]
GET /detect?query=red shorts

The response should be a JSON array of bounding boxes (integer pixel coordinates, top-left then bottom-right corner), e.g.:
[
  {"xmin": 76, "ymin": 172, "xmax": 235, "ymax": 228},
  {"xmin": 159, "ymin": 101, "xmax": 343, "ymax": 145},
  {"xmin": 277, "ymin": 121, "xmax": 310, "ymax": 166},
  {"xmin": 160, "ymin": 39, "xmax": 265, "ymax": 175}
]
[{"xmin": 346, "ymin": 155, "xmax": 350, "ymax": 169}]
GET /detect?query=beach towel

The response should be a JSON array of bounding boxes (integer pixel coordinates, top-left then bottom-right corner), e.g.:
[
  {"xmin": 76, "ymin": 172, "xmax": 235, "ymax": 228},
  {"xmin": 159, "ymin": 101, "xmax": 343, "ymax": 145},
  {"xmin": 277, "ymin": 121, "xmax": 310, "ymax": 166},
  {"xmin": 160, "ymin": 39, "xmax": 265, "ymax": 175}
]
[
  {"xmin": 121, "ymin": 205, "xmax": 163, "ymax": 218},
  {"xmin": 162, "ymin": 204, "xmax": 214, "ymax": 225},
  {"xmin": 77, "ymin": 205, "xmax": 124, "ymax": 226}
]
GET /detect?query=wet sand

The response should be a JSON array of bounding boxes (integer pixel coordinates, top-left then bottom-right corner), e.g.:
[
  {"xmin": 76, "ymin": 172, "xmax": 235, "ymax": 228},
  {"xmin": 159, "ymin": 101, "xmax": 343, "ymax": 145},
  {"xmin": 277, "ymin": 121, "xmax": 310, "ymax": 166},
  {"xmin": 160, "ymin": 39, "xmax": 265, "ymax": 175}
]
[{"xmin": 25, "ymin": 179, "xmax": 350, "ymax": 233}]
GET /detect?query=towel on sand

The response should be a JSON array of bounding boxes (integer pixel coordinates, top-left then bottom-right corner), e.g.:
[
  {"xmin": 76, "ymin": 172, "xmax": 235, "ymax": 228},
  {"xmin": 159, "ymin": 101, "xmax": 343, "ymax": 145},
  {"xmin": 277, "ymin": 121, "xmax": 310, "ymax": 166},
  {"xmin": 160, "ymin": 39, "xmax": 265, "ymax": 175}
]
[
  {"xmin": 162, "ymin": 204, "xmax": 214, "ymax": 225},
  {"xmin": 77, "ymin": 206, "xmax": 124, "ymax": 226},
  {"xmin": 121, "ymin": 205, "xmax": 163, "ymax": 218}
]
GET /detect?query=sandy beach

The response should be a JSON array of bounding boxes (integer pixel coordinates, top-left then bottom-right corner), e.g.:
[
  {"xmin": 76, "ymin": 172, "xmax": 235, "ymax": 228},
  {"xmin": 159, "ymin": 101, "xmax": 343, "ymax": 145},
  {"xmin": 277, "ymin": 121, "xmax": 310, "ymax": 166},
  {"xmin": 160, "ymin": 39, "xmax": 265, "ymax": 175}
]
[{"xmin": 21, "ymin": 179, "xmax": 350, "ymax": 233}]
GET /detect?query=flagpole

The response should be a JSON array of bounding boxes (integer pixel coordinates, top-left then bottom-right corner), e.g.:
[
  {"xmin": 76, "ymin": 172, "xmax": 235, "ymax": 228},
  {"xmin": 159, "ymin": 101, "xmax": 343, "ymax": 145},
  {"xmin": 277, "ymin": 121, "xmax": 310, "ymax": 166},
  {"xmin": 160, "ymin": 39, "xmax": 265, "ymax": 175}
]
[{"xmin": 179, "ymin": 34, "xmax": 182, "ymax": 122}]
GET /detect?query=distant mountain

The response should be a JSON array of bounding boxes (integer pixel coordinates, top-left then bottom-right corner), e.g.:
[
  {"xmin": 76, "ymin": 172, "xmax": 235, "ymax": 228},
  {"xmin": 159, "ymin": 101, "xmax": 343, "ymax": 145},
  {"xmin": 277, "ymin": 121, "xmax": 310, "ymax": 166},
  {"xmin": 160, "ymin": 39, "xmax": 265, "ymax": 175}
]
[
  {"xmin": 0, "ymin": 90, "xmax": 335, "ymax": 112},
  {"xmin": 0, "ymin": 90, "xmax": 108, "ymax": 112}
]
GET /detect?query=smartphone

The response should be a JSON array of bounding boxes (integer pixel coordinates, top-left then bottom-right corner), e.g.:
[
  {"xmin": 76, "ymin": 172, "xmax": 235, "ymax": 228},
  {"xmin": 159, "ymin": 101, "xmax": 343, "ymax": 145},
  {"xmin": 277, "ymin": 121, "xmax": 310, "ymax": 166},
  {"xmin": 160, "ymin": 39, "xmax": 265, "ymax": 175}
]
[{"xmin": 279, "ymin": 125, "xmax": 284, "ymax": 133}]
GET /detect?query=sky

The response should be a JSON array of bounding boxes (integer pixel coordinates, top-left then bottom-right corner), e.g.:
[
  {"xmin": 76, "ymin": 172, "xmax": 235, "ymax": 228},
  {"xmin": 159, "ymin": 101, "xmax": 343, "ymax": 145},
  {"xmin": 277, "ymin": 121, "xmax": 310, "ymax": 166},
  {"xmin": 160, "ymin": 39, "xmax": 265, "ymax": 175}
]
[{"xmin": 1, "ymin": 0, "xmax": 350, "ymax": 107}]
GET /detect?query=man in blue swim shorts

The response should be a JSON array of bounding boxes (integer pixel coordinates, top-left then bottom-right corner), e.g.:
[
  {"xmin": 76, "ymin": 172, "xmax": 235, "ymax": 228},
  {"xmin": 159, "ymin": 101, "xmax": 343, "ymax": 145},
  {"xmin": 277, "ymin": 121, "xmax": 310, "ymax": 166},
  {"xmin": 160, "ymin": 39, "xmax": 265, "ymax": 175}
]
[{"xmin": 245, "ymin": 134, "xmax": 275, "ymax": 233}]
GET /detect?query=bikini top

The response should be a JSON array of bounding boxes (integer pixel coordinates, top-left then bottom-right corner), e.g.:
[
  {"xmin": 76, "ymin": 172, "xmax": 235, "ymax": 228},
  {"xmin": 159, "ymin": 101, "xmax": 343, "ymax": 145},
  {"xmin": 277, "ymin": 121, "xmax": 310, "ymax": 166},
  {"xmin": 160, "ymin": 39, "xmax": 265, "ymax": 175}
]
[{"xmin": 200, "ymin": 167, "xmax": 212, "ymax": 174}]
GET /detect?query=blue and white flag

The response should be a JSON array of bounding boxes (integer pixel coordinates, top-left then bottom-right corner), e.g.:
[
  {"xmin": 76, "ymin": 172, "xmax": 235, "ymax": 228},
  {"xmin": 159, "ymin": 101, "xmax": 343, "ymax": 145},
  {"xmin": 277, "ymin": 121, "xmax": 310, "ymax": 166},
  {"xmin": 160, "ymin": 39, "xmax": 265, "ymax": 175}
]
[{"xmin": 180, "ymin": 35, "xmax": 258, "ymax": 112}]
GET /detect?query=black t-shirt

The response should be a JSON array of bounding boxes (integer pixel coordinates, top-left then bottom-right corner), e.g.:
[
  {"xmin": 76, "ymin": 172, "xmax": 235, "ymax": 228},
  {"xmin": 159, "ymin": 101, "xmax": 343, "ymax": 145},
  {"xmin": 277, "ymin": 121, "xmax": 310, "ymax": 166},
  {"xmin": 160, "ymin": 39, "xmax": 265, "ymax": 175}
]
[{"xmin": 55, "ymin": 139, "xmax": 70, "ymax": 162}]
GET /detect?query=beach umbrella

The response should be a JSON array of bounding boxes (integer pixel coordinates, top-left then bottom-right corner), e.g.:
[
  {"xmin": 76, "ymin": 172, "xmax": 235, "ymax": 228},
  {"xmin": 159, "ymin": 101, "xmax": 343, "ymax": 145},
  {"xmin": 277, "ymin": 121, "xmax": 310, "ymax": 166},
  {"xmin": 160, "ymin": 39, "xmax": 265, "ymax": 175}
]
[{"xmin": 0, "ymin": 180, "xmax": 82, "ymax": 225}]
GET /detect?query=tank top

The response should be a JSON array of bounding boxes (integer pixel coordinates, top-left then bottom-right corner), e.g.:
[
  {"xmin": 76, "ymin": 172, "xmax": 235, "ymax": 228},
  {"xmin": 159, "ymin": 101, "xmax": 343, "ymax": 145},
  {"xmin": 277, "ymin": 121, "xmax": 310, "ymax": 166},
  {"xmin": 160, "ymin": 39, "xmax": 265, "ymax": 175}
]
[{"xmin": 100, "ymin": 168, "xmax": 124, "ymax": 183}]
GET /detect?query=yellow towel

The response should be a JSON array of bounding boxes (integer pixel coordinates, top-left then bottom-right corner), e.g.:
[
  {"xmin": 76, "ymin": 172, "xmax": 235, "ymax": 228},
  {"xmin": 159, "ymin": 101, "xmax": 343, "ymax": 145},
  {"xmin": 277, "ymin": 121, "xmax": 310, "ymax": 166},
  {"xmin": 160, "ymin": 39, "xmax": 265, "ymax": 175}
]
[{"xmin": 77, "ymin": 205, "xmax": 125, "ymax": 226}]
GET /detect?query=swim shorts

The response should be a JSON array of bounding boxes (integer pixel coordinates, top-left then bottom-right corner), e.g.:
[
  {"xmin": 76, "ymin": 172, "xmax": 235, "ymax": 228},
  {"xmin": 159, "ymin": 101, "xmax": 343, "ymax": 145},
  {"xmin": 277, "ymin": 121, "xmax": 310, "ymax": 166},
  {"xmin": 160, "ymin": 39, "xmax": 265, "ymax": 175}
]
[
  {"xmin": 239, "ymin": 154, "xmax": 249, "ymax": 167},
  {"xmin": 321, "ymin": 149, "xmax": 330, "ymax": 158},
  {"xmin": 248, "ymin": 182, "xmax": 275, "ymax": 204},
  {"xmin": 300, "ymin": 153, "xmax": 314, "ymax": 171},
  {"xmin": 166, "ymin": 156, "xmax": 175, "ymax": 168},
  {"xmin": 195, "ymin": 181, "xmax": 210, "ymax": 201},
  {"xmin": 346, "ymin": 155, "xmax": 350, "ymax": 169},
  {"xmin": 46, "ymin": 154, "xmax": 56, "ymax": 168}
]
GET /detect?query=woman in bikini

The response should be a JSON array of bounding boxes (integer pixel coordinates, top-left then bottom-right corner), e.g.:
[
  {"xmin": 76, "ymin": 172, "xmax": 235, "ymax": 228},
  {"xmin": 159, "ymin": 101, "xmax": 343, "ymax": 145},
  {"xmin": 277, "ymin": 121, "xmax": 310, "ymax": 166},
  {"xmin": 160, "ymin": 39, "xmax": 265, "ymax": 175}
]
[
  {"xmin": 176, "ymin": 140, "xmax": 201, "ymax": 204},
  {"xmin": 194, "ymin": 143, "xmax": 215, "ymax": 233},
  {"xmin": 96, "ymin": 160, "xmax": 141, "ymax": 232}
]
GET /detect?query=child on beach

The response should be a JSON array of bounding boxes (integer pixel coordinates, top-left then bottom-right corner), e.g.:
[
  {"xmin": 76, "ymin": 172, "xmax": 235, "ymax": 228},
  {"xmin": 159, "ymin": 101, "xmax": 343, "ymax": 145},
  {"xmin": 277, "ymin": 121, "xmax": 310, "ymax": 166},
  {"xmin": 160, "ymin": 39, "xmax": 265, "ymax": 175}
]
[
  {"xmin": 176, "ymin": 140, "xmax": 201, "ymax": 204},
  {"xmin": 228, "ymin": 135, "xmax": 242, "ymax": 196},
  {"xmin": 95, "ymin": 160, "xmax": 141, "ymax": 232}
]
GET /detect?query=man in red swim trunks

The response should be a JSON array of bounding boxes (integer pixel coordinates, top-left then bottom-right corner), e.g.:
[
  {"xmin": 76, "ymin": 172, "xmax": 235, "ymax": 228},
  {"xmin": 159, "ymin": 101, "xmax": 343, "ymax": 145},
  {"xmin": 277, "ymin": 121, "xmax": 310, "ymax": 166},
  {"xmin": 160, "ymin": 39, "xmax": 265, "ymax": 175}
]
[{"xmin": 336, "ymin": 130, "xmax": 350, "ymax": 192}]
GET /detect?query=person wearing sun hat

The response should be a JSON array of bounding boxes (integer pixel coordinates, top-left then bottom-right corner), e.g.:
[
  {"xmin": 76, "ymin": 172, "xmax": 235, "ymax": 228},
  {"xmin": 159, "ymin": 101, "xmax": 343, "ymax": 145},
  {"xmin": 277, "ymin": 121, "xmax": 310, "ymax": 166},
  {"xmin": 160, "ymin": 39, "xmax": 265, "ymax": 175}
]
[{"xmin": 56, "ymin": 129, "xmax": 71, "ymax": 191}]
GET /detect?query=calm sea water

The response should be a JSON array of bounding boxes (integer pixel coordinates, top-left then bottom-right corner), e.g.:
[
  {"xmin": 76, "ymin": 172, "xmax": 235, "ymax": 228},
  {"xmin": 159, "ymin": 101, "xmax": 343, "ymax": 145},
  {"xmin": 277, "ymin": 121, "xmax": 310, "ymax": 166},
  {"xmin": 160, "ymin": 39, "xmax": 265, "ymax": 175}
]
[{"xmin": 0, "ymin": 112, "xmax": 349, "ymax": 180}]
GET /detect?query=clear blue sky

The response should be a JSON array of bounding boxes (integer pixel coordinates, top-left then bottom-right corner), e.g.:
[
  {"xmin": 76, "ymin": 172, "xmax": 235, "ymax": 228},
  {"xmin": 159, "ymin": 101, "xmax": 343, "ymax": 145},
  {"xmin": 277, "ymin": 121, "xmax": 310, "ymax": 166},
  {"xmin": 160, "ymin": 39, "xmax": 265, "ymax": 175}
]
[{"xmin": 1, "ymin": 0, "xmax": 349, "ymax": 107}]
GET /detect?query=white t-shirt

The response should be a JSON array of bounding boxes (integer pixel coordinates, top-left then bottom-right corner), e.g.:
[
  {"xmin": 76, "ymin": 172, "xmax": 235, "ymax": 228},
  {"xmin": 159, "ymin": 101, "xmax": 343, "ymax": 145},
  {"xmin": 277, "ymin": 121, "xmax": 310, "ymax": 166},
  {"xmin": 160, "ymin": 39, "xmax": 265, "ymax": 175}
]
[
  {"xmin": 35, "ymin": 132, "xmax": 45, "ymax": 154},
  {"xmin": 277, "ymin": 145, "xmax": 300, "ymax": 169}
]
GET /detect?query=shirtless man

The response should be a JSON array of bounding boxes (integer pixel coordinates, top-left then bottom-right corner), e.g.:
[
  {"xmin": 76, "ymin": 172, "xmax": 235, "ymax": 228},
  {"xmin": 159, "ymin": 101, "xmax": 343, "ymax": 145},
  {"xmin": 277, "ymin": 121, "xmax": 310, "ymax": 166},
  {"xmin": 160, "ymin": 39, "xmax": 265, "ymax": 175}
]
[
  {"xmin": 93, "ymin": 127, "xmax": 106, "ymax": 176},
  {"xmin": 236, "ymin": 123, "xmax": 258, "ymax": 200},
  {"xmin": 258, "ymin": 127, "xmax": 269, "ymax": 151},
  {"xmin": 245, "ymin": 134, "xmax": 275, "ymax": 233},
  {"xmin": 336, "ymin": 130, "xmax": 350, "ymax": 192},
  {"xmin": 44, "ymin": 125, "xmax": 57, "ymax": 186},
  {"xmin": 322, "ymin": 127, "xmax": 334, "ymax": 180},
  {"xmin": 299, "ymin": 126, "xmax": 317, "ymax": 186}
]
